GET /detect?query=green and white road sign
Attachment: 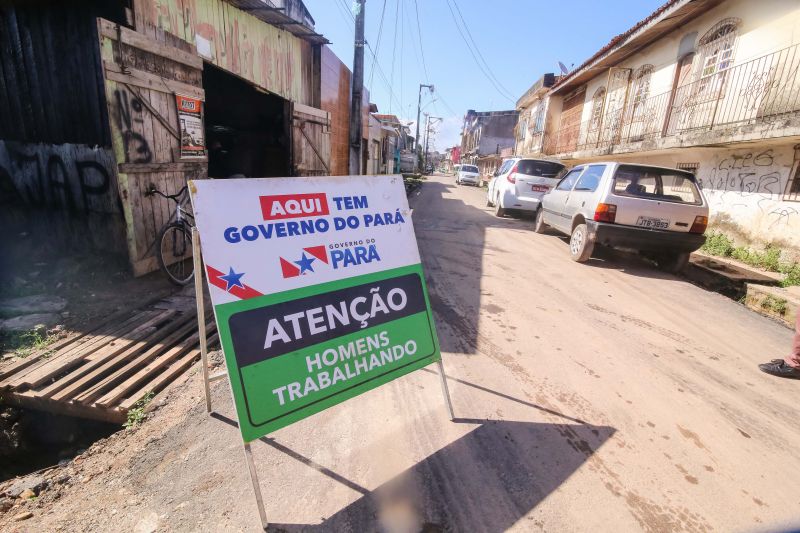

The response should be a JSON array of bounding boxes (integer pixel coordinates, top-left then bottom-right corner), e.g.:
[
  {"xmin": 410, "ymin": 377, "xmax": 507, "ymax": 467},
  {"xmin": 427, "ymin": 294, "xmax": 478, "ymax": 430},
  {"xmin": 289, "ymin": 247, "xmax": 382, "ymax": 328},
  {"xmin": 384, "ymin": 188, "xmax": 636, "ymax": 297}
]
[{"xmin": 190, "ymin": 176, "xmax": 441, "ymax": 442}]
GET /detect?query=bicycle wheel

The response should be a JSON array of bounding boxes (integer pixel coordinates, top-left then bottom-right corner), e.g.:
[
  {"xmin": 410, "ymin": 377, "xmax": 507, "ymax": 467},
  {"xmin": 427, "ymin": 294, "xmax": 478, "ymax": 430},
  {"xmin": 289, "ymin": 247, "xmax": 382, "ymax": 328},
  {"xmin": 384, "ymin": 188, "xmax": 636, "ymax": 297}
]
[{"xmin": 157, "ymin": 223, "xmax": 195, "ymax": 286}]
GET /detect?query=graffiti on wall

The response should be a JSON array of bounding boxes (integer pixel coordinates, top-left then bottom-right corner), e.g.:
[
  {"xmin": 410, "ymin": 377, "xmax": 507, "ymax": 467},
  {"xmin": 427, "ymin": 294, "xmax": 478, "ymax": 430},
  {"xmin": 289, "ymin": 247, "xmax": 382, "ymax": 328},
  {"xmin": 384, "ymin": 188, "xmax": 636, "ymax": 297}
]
[
  {"xmin": 114, "ymin": 88, "xmax": 153, "ymax": 164},
  {"xmin": 697, "ymin": 146, "xmax": 800, "ymax": 240},
  {"xmin": 0, "ymin": 141, "xmax": 120, "ymax": 215}
]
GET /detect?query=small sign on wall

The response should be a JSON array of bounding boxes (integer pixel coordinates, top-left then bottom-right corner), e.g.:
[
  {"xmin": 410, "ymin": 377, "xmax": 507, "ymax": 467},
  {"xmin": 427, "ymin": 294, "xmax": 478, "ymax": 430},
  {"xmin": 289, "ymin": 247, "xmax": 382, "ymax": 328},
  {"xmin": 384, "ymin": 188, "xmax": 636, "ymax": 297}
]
[{"xmin": 176, "ymin": 94, "xmax": 206, "ymax": 159}]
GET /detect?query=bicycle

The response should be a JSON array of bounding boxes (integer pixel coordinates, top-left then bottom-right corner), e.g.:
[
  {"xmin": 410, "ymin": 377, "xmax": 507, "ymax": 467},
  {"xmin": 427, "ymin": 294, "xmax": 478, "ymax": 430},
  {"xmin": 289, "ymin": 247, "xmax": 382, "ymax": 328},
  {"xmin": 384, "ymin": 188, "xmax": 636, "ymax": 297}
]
[{"xmin": 145, "ymin": 184, "xmax": 195, "ymax": 286}]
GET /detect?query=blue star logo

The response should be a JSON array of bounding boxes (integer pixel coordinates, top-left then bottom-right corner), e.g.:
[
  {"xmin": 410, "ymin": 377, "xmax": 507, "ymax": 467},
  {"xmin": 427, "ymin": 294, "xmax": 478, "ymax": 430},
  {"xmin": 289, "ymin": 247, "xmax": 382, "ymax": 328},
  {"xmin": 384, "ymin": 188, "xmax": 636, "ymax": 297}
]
[
  {"xmin": 219, "ymin": 267, "xmax": 245, "ymax": 291},
  {"xmin": 294, "ymin": 253, "xmax": 316, "ymax": 274}
]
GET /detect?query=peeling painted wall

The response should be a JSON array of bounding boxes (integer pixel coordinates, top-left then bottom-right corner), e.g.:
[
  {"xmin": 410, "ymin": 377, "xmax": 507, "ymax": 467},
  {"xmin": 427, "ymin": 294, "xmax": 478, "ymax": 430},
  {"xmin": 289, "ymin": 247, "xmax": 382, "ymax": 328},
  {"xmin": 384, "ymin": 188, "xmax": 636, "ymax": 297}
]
[
  {"xmin": 134, "ymin": 0, "xmax": 314, "ymax": 105},
  {"xmin": 579, "ymin": 143, "xmax": 800, "ymax": 251}
]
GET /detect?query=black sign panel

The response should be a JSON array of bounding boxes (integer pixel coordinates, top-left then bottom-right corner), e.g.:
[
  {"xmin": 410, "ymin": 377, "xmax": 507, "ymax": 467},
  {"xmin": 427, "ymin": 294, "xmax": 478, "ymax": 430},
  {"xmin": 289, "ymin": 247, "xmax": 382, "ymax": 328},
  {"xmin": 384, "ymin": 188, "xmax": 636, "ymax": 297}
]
[{"xmin": 228, "ymin": 273, "xmax": 427, "ymax": 367}]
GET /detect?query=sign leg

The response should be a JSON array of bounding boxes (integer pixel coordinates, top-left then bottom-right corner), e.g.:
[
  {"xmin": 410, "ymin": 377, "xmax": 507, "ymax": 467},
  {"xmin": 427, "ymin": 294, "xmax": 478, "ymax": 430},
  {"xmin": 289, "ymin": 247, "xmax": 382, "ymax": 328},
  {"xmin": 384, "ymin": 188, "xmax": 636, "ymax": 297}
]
[
  {"xmin": 192, "ymin": 228, "xmax": 212, "ymax": 414},
  {"xmin": 243, "ymin": 442, "xmax": 269, "ymax": 531},
  {"xmin": 436, "ymin": 359, "xmax": 455, "ymax": 421}
]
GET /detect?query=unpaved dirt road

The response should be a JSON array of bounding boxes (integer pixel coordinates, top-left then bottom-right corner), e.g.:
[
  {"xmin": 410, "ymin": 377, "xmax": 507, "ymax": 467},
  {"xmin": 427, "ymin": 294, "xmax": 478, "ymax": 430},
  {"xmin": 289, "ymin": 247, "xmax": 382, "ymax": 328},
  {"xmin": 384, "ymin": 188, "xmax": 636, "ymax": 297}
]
[{"xmin": 4, "ymin": 173, "xmax": 799, "ymax": 532}]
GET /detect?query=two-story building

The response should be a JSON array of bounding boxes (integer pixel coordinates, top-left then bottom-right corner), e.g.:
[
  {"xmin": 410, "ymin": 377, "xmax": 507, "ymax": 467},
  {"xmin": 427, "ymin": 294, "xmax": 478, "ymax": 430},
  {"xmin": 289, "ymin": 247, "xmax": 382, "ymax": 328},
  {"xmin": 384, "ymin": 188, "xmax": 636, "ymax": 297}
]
[
  {"xmin": 537, "ymin": 0, "xmax": 800, "ymax": 253},
  {"xmin": 461, "ymin": 109, "xmax": 519, "ymax": 178},
  {"xmin": 515, "ymin": 73, "xmax": 558, "ymax": 157}
]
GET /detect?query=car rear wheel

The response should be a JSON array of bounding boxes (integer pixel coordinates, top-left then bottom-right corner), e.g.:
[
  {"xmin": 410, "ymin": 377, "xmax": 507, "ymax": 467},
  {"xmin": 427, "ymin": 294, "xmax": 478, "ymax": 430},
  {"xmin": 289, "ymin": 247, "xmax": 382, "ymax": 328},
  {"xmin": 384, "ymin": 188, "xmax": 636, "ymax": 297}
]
[
  {"xmin": 534, "ymin": 208, "xmax": 547, "ymax": 234},
  {"xmin": 657, "ymin": 252, "xmax": 690, "ymax": 274},
  {"xmin": 569, "ymin": 223, "xmax": 594, "ymax": 262},
  {"xmin": 494, "ymin": 194, "xmax": 506, "ymax": 217}
]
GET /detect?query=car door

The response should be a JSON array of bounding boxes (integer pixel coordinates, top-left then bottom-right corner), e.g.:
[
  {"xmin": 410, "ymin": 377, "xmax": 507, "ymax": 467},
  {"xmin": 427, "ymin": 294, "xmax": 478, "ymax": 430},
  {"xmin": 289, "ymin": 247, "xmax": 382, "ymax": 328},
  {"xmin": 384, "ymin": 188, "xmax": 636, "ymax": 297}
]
[
  {"xmin": 493, "ymin": 159, "xmax": 514, "ymax": 197},
  {"xmin": 562, "ymin": 164, "xmax": 606, "ymax": 225},
  {"xmin": 543, "ymin": 167, "xmax": 584, "ymax": 232}
]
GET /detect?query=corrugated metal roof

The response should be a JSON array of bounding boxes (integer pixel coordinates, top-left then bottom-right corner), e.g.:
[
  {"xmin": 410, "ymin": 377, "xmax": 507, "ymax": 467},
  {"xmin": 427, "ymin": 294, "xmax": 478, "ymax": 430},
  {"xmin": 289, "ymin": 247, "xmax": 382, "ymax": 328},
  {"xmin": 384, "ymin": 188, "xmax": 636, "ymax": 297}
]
[{"xmin": 229, "ymin": 0, "xmax": 329, "ymax": 44}]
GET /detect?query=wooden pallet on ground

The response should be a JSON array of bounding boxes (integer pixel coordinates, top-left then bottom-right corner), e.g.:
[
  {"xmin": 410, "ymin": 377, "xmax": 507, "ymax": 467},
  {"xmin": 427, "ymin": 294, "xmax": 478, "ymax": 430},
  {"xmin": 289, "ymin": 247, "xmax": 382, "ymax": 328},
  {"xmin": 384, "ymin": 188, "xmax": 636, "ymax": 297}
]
[{"xmin": 0, "ymin": 297, "xmax": 217, "ymax": 424}]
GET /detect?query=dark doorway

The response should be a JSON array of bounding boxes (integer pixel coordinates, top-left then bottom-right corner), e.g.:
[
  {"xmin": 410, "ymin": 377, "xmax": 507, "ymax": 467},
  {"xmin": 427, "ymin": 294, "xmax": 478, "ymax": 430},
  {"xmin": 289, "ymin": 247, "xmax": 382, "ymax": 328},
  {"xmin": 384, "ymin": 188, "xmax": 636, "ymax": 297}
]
[{"xmin": 202, "ymin": 64, "xmax": 290, "ymax": 178}]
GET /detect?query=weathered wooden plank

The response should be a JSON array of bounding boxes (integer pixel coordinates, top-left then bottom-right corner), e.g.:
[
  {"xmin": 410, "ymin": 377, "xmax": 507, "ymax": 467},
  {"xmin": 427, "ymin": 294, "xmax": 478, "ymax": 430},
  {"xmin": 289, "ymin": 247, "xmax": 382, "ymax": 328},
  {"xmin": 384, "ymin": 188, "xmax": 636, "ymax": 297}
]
[
  {"xmin": 15, "ymin": 310, "xmax": 169, "ymax": 389},
  {"xmin": 117, "ymin": 330, "xmax": 219, "ymax": 411},
  {"xmin": 103, "ymin": 61, "xmax": 204, "ymax": 100},
  {"xmin": 44, "ymin": 311, "xmax": 188, "ymax": 402},
  {"xmin": 77, "ymin": 318, "xmax": 199, "ymax": 404},
  {"xmin": 102, "ymin": 322, "xmax": 216, "ymax": 409},
  {"xmin": 0, "ymin": 308, "xmax": 136, "ymax": 381},
  {"xmin": 3, "ymin": 390, "xmax": 125, "ymax": 424},
  {"xmin": 98, "ymin": 19, "xmax": 202, "ymax": 69},
  {"xmin": 4, "ymin": 310, "xmax": 156, "ymax": 389},
  {"xmin": 117, "ymin": 162, "xmax": 205, "ymax": 173}
]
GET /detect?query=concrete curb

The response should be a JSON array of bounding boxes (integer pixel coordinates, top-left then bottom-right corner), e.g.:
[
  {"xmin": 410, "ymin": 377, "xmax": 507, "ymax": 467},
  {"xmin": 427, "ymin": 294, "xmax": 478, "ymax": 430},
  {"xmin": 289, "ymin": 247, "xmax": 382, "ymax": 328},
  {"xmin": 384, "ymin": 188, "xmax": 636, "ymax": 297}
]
[{"xmin": 744, "ymin": 284, "xmax": 799, "ymax": 328}]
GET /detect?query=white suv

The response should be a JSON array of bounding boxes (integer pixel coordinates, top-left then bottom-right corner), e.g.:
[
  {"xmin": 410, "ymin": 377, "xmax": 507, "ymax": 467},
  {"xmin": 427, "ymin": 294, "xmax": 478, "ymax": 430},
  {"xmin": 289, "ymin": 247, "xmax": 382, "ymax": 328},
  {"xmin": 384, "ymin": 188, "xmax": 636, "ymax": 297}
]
[
  {"xmin": 456, "ymin": 164, "xmax": 481, "ymax": 186},
  {"xmin": 487, "ymin": 158, "xmax": 566, "ymax": 217},
  {"xmin": 537, "ymin": 162, "xmax": 709, "ymax": 272}
]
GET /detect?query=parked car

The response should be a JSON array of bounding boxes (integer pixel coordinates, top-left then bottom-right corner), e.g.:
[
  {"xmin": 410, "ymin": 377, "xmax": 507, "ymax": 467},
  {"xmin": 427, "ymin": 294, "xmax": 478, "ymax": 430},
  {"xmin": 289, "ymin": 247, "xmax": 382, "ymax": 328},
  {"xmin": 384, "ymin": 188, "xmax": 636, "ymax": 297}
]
[
  {"xmin": 456, "ymin": 164, "xmax": 481, "ymax": 186},
  {"xmin": 536, "ymin": 162, "xmax": 708, "ymax": 272},
  {"xmin": 487, "ymin": 158, "xmax": 566, "ymax": 217}
]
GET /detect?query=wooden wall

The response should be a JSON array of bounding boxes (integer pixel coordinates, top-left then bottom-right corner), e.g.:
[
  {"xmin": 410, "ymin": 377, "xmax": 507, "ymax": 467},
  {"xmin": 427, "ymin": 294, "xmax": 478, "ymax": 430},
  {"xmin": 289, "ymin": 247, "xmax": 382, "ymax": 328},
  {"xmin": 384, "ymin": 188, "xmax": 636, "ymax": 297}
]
[
  {"xmin": 0, "ymin": 1, "xmax": 117, "ymax": 146},
  {"xmin": 320, "ymin": 45, "xmax": 372, "ymax": 176},
  {"xmin": 320, "ymin": 46, "xmax": 351, "ymax": 176},
  {"xmin": 99, "ymin": 19, "xmax": 206, "ymax": 276},
  {"xmin": 0, "ymin": 2, "xmax": 127, "ymax": 256},
  {"xmin": 132, "ymin": 0, "xmax": 315, "ymax": 107}
]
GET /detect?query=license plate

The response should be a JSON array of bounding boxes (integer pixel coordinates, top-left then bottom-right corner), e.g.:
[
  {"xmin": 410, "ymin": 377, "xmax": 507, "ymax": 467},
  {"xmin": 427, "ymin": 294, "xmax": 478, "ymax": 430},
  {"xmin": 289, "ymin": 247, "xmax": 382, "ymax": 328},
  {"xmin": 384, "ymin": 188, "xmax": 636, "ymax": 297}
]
[
  {"xmin": 532, "ymin": 185, "xmax": 549, "ymax": 192},
  {"xmin": 636, "ymin": 216, "xmax": 669, "ymax": 229}
]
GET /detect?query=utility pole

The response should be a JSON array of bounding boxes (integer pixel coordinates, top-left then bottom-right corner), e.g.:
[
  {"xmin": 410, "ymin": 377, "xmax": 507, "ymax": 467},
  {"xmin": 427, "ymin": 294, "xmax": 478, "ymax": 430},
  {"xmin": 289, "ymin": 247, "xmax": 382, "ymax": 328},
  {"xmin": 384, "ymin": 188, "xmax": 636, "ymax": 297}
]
[
  {"xmin": 414, "ymin": 83, "xmax": 433, "ymax": 171},
  {"xmin": 349, "ymin": 0, "xmax": 366, "ymax": 175},
  {"xmin": 423, "ymin": 115, "xmax": 442, "ymax": 173}
]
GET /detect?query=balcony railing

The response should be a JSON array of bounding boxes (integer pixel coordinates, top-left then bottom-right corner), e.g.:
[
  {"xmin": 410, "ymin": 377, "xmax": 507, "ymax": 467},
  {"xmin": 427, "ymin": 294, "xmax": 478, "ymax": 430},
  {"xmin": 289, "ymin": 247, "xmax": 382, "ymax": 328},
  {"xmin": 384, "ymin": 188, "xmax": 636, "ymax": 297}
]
[{"xmin": 543, "ymin": 43, "xmax": 800, "ymax": 156}]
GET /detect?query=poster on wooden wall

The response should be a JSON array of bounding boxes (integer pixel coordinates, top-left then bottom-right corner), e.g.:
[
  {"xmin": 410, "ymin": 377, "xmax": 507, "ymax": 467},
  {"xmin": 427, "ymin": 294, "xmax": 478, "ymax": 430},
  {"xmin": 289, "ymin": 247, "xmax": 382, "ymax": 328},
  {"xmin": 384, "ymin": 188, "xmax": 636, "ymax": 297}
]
[{"xmin": 175, "ymin": 94, "xmax": 206, "ymax": 159}]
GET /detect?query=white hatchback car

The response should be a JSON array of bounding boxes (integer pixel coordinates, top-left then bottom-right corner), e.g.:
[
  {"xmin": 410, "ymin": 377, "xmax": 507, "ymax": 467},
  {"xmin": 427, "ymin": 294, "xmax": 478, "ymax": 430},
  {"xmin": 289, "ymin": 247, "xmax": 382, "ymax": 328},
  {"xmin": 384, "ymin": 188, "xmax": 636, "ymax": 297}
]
[
  {"xmin": 537, "ymin": 162, "xmax": 708, "ymax": 272},
  {"xmin": 456, "ymin": 164, "xmax": 481, "ymax": 186},
  {"xmin": 487, "ymin": 158, "xmax": 566, "ymax": 217}
]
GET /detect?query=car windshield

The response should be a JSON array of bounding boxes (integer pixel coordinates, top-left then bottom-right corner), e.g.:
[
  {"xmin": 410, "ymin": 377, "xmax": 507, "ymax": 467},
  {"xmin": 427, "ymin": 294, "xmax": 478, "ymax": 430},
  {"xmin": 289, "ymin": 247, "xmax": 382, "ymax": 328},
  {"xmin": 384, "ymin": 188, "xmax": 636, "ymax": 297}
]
[
  {"xmin": 461, "ymin": 165, "xmax": 479, "ymax": 173},
  {"xmin": 516, "ymin": 159, "xmax": 565, "ymax": 178},
  {"xmin": 612, "ymin": 165, "xmax": 703, "ymax": 205}
]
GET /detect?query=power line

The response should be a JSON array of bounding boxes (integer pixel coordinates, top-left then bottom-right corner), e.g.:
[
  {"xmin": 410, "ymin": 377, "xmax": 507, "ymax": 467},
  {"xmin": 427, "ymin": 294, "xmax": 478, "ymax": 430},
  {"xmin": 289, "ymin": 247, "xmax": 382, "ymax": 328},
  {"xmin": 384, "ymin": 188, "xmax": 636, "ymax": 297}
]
[
  {"xmin": 450, "ymin": 0, "xmax": 517, "ymax": 101},
  {"xmin": 412, "ymin": 0, "xmax": 430, "ymax": 82},
  {"xmin": 337, "ymin": 0, "xmax": 403, "ymax": 112},
  {"xmin": 400, "ymin": 0, "xmax": 404, "ymax": 115},
  {"xmin": 443, "ymin": 0, "xmax": 516, "ymax": 104},
  {"xmin": 368, "ymin": 0, "xmax": 388, "ymax": 92},
  {"xmin": 389, "ymin": 0, "xmax": 399, "ymax": 113}
]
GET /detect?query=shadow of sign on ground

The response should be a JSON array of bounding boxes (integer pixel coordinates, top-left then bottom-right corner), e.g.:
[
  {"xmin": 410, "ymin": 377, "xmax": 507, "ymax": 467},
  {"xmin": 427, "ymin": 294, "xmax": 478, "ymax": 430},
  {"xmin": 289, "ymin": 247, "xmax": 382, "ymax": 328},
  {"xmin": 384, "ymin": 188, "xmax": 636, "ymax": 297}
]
[{"xmin": 263, "ymin": 418, "xmax": 614, "ymax": 532}]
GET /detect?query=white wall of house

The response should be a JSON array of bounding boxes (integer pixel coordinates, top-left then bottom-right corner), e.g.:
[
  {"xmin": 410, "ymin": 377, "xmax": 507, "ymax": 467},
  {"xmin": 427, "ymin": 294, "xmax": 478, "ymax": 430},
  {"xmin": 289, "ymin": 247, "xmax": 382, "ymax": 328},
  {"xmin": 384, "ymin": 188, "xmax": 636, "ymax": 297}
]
[
  {"xmin": 576, "ymin": 0, "xmax": 800, "ymax": 126},
  {"xmin": 548, "ymin": 0, "xmax": 800, "ymax": 251},
  {"xmin": 583, "ymin": 142, "xmax": 800, "ymax": 251}
]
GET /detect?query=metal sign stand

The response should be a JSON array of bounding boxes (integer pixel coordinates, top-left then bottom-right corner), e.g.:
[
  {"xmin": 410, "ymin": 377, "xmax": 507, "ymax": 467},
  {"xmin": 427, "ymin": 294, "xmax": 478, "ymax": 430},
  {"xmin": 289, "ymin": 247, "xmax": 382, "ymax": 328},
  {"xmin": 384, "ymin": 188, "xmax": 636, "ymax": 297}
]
[{"xmin": 191, "ymin": 227, "xmax": 455, "ymax": 531}]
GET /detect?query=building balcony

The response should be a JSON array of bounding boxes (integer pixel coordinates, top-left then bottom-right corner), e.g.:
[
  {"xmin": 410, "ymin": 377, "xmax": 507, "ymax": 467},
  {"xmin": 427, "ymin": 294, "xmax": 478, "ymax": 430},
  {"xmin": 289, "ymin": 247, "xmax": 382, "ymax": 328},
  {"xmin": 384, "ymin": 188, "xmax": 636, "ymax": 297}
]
[{"xmin": 543, "ymin": 44, "xmax": 800, "ymax": 159}]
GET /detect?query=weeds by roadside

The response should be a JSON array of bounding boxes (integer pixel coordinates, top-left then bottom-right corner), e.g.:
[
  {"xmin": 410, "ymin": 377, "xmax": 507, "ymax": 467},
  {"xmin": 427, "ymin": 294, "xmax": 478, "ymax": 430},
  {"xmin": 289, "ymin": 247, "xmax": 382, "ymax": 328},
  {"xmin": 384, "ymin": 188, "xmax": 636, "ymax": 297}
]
[
  {"xmin": 701, "ymin": 231, "xmax": 800, "ymax": 287},
  {"xmin": 124, "ymin": 392, "xmax": 154, "ymax": 428},
  {"xmin": 0, "ymin": 328, "xmax": 54, "ymax": 358}
]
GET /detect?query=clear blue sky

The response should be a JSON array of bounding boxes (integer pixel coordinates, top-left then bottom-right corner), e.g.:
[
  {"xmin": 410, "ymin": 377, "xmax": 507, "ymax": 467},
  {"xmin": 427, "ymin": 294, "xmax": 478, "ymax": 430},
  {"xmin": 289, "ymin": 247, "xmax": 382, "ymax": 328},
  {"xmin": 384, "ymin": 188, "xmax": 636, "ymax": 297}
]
[{"xmin": 304, "ymin": 0, "xmax": 664, "ymax": 149}]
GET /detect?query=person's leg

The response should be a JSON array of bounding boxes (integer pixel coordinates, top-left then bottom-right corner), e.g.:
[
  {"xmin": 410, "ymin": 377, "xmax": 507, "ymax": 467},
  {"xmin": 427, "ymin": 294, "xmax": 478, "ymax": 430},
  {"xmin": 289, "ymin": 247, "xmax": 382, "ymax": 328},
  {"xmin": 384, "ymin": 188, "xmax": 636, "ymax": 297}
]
[
  {"xmin": 758, "ymin": 312, "xmax": 800, "ymax": 379},
  {"xmin": 787, "ymin": 311, "xmax": 800, "ymax": 368}
]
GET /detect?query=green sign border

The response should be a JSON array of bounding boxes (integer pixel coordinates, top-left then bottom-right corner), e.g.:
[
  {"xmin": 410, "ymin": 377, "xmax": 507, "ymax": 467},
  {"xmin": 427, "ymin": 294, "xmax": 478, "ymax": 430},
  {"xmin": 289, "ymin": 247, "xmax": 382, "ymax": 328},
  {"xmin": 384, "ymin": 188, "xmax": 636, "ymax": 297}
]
[{"xmin": 214, "ymin": 263, "xmax": 441, "ymax": 442}]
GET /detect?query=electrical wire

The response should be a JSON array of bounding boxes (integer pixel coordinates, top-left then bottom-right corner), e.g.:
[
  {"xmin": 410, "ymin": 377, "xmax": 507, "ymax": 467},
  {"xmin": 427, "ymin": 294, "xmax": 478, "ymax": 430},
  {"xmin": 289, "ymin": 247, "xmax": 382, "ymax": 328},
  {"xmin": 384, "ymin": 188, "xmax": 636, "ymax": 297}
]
[
  {"xmin": 443, "ymin": 0, "xmax": 516, "ymax": 104},
  {"xmin": 389, "ymin": 0, "xmax": 400, "ymax": 113},
  {"xmin": 367, "ymin": 0, "xmax": 388, "ymax": 92},
  {"xmin": 451, "ymin": 0, "xmax": 517, "ymax": 101},
  {"xmin": 412, "ymin": 0, "xmax": 430, "ymax": 82},
  {"xmin": 337, "ymin": 0, "xmax": 403, "ymax": 112}
]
